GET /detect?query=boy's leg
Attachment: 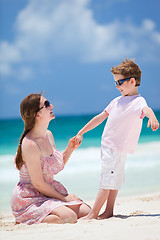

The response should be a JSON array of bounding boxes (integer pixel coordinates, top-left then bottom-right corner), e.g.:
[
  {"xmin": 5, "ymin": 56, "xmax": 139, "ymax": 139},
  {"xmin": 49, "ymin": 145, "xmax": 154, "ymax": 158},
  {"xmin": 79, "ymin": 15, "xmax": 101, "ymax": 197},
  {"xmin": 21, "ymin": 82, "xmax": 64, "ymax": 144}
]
[
  {"xmin": 98, "ymin": 189, "xmax": 118, "ymax": 219},
  {"xmin": 81, "ymin": 188, "xmax": 110, "ymax": 220}
]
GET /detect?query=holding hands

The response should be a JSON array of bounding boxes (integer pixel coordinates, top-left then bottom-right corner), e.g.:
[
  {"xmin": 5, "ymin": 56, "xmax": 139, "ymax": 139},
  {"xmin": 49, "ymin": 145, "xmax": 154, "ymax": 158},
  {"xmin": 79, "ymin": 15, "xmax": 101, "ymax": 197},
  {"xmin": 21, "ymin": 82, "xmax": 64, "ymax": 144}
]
[
  {"xmin": 68, "ymin": 135, "xmax": 82, "ymax": 150},
  {"xmin": 63, "ymin": 135, "xmax": 83, "ymax": 165},
  {"xmin": 75, "ymin": 134, "xmax": 83, "ymax": 145}
]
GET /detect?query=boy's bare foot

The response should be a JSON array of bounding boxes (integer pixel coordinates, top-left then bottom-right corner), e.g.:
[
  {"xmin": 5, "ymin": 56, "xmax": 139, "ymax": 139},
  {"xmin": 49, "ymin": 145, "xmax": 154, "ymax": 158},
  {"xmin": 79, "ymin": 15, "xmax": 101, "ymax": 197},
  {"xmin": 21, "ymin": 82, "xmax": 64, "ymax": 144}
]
[{"xmin": 98, "ymin": 212, "xmax": 113, "ymax": 220}]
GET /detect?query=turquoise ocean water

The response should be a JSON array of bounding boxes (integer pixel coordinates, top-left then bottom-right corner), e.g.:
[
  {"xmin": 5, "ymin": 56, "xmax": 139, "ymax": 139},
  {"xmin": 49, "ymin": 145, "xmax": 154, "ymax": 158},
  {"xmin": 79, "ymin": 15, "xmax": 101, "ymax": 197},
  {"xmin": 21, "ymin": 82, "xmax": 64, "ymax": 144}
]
[{"xmin": 0, "ymin": 112, "xmax": 160, "ymax": 211}]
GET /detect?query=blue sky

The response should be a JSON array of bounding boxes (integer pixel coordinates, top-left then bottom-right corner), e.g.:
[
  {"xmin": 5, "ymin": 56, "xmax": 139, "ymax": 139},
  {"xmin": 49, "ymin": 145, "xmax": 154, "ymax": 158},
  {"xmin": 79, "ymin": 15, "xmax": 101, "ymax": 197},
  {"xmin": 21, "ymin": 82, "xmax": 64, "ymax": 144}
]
[{"xmin": 0, "ymin": 0, "xmax": 160, "ymax": 119}]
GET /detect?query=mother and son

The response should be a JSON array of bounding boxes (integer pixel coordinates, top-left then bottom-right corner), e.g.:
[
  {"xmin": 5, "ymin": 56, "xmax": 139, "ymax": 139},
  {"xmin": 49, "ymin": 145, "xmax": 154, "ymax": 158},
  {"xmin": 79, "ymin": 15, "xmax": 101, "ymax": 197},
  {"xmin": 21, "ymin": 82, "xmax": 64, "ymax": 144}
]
[{"xmin": 11, "ymin": 59, "xmax": 159, "ymax": 224}]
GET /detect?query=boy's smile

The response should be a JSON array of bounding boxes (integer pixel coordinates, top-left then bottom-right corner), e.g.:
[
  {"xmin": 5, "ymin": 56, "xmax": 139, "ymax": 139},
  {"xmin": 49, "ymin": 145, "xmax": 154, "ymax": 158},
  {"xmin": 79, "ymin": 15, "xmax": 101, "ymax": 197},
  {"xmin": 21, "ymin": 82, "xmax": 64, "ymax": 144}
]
[{"xmin": 114, "ymin": 74, "xmax": 138, "ymax": 96}]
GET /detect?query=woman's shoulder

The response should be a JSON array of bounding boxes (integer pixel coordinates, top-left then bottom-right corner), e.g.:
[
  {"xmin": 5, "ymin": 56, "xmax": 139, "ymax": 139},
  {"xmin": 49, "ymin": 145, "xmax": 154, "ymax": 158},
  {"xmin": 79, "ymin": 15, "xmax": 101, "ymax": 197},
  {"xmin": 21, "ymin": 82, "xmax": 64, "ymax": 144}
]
[
  {"xmin": 22, "ymin": 137, "xmax": 40, "ymax": 155},
  {"xmin": 21, "ymin": 137, "xmax": 41, "ymax": 164}
]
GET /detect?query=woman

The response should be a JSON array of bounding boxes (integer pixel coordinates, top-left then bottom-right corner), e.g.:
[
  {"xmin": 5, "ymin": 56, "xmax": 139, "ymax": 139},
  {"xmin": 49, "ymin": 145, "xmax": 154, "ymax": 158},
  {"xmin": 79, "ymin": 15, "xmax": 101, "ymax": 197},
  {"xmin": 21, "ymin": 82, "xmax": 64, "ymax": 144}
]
[{"xmin": 11, "ymin": 93, "xmax": 90, "ymax": 225}]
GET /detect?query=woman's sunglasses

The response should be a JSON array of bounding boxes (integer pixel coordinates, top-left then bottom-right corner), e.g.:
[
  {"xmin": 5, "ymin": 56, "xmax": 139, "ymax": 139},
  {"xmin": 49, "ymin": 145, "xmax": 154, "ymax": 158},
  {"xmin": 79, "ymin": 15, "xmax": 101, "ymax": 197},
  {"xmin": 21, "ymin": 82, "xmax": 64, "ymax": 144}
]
[
  {"xmin": 36, "ymin": 100, "xmax": 51, "ymax": 112},
  {"xmin": 115, "ymin": 77, "xmax": 136, "ymax": 86}
]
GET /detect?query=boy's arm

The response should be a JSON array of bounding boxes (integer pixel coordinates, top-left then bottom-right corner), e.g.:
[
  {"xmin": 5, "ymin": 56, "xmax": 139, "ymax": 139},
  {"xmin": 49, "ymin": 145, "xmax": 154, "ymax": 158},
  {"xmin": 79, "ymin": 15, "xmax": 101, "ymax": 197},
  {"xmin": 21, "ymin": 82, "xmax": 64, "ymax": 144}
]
[
  {"xmin": 142, "ymin": 106, "xmax": 159, "ymax": 131},
  {"xmin": 77, "ymin": 111, "xmax": 109, "ymax": 140}
]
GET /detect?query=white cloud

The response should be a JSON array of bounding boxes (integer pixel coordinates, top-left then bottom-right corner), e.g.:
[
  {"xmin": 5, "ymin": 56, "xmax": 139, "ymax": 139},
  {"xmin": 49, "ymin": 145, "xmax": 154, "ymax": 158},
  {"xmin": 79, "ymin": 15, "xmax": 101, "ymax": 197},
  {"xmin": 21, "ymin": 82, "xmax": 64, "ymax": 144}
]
[
  {"xmin": 153, "ymin": 32, "xmax": 160, "ymax": 44},
  {"xmin": 0, "ymin": 41, "xmax": 21, "ymax": 63},
  {"xmin": 142, "ymin": 19, "xmax": 155, "ymax": 31},
  {"xmin": 0, "ymin": 0, "xmax": 160, "ymax": 78},
  {"xmin": 0, "ymin": 63, "xmax": 12, "ymax": 76}
]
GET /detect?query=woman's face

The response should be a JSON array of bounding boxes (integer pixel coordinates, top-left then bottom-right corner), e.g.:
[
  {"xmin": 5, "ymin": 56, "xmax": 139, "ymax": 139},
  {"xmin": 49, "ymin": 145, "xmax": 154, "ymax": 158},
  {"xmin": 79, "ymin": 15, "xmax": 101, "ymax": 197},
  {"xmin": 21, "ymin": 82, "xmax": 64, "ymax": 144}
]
[{"xmin": 38, "ymin": 96, "xmax": 55, "ymax": 121}]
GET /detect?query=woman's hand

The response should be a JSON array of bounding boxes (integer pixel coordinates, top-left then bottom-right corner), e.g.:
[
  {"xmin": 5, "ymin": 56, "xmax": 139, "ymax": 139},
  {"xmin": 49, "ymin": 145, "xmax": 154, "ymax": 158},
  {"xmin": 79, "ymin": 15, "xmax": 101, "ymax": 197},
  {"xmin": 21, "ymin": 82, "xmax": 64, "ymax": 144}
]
[
  {"xmin": 64, "ymin": 193, "xmax": 82, "ymax": 202},
  {"xmin": 63, "ymin": 136, "xmax": 81, "ymax": 165},
  {"xmin": 68, "ymin": 136, "xmax": 81, "ymax": 151},
  {"xmin": 75, "ymin": 134, "xmax": 83, "ymax": 145}
]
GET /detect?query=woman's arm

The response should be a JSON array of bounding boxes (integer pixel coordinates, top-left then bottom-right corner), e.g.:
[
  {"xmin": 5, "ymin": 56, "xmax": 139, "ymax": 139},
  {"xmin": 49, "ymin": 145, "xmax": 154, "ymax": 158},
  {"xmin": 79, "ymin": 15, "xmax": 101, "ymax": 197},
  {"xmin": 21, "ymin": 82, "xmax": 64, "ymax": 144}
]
[
  {"xmin": 63, "ymin": 136, "xmax": 81, "ymax": 165},
  {"xmin": 47, "ymin": 129, "xmax": 80, "ymax": 167},
  {"xmin": 142, "ymin": 106, "xmax": 159, "ymax": 131},
  {"xmin": 22, "ymin": 139, "xmax": 72, "ymax": 201}
]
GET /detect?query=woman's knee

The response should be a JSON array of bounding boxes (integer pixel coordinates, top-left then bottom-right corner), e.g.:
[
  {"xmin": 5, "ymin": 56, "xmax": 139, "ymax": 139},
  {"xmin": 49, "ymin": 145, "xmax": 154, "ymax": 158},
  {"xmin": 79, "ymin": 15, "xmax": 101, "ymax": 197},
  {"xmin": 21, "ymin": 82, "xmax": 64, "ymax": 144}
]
[
  {"xmin": 78, "ymin": 203, "xmax": 91, "ymax": 218},
  {"xmin": 51, "ymin": 206, "xmax": 78, "ymax": 224},
  {"xmin": 62, "ymin": 211, "xmax": 77, "ymax": 223}
]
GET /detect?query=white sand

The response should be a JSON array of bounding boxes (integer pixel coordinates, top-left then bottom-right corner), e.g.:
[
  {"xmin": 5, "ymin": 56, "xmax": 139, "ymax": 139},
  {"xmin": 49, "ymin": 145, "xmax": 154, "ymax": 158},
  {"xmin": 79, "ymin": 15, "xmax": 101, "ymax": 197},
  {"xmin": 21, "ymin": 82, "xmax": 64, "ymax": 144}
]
[{"xmin": 0, "ymin": 193, "xmax": 160, "ymax": 240}]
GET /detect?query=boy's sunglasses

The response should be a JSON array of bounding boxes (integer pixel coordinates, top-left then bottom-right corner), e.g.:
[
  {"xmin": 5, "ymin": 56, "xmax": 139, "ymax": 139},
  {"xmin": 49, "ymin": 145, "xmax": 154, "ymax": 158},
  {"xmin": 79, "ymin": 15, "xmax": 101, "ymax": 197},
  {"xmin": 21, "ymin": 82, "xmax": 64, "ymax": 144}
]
[
  {"xmin": 115, "ymin": 77, "xmax": 136, "ymax": 86},
  {"xmin": 36, "ymin": 100, "xmax": 51, "ymax": 112}
]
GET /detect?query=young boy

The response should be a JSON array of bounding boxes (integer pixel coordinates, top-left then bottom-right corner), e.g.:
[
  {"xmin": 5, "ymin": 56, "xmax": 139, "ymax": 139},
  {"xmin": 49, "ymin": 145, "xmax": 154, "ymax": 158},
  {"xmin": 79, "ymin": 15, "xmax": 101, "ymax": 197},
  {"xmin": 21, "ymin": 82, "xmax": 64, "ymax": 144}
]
[{"xmin": 76, "ymin": 58, "xmax": 159, "ymax": 220}]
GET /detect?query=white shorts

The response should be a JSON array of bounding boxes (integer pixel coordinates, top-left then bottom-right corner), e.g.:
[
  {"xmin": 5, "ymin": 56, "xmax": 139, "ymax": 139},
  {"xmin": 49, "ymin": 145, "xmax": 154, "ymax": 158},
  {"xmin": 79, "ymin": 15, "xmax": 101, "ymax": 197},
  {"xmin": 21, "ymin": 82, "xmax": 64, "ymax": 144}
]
[{"xmin": 100, "ymin": 146, "xmax": 126, "ymax": 190}]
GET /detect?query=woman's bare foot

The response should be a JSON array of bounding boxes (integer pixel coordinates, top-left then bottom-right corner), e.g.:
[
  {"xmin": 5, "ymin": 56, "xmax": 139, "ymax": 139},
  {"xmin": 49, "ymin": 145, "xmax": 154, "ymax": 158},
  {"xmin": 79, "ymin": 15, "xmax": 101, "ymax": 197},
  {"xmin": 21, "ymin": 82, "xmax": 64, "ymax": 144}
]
[{"xmin": 79, "ymin": 212, "xmax": 98, "ymax": 220}]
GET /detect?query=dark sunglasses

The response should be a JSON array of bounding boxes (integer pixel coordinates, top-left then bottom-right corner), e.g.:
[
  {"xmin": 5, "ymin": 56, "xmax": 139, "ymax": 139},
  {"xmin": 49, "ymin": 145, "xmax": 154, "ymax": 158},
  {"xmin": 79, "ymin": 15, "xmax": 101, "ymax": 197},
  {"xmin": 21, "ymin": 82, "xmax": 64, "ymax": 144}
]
[
  {"xmin": 36, "ymin": 100, "xmax": 51, "ymax": 112},
  {"xmin": 115, "ymin": 77, "xmax": 136, "ymax": 86}
]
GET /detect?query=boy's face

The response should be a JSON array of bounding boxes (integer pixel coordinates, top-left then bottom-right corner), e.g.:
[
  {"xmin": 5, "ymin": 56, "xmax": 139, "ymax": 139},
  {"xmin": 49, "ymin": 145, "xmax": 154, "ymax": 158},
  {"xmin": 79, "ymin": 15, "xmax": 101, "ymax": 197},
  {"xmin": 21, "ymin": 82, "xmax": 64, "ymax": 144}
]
[{"xmin": 113, "ymin": 74, "xmax": 137, "ymax": 96}]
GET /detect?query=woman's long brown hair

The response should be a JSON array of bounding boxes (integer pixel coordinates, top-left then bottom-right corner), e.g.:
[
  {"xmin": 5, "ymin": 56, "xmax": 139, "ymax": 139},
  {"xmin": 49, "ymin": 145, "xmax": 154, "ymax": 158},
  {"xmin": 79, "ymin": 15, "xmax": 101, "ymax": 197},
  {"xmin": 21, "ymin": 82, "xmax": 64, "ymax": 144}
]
[{"xmin": 15, "ymin": 93, "xmax": 41, "ymax": 170}]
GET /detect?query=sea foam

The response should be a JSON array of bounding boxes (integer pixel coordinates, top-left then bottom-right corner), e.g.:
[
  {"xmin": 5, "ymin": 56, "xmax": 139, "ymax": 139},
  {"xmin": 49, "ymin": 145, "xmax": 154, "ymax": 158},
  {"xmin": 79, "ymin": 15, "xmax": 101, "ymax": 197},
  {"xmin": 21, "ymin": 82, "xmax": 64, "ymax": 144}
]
[{"xmin": 0, "ymin": 141, "xmax": 160, "ymax": 182}]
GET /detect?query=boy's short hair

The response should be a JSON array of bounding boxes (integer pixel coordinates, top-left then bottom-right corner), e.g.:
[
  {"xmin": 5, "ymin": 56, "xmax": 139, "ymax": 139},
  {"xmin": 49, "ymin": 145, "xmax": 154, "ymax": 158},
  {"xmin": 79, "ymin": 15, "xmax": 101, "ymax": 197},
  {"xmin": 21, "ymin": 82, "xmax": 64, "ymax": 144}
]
[{"xmin": 111, "ymin": 58, "xmax": 141, "ymax": 86}]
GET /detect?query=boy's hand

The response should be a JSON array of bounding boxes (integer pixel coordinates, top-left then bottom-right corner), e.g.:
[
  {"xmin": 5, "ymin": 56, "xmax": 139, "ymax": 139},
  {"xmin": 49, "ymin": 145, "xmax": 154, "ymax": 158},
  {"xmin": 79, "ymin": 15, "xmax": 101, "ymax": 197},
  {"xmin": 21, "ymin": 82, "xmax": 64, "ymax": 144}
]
[
  {"xmin": 143, "ymin": 106, "xmax": 159, "ymax": 131},
  {"xmin": 147, "ymin": 117, "xmax": 159, "ymax": 131},
  {"xmin": 75, "ymin": 134, "xmax": 83, "ymax": 145}
]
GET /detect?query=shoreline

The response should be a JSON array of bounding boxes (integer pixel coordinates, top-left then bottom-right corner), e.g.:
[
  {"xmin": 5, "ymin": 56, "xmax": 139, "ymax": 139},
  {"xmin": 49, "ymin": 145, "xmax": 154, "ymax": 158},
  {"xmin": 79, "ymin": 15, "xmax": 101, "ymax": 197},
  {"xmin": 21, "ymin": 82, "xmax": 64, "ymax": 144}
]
[{"xmin": 1, "ymin": 192, "xmax": 160, "ymax": 240}]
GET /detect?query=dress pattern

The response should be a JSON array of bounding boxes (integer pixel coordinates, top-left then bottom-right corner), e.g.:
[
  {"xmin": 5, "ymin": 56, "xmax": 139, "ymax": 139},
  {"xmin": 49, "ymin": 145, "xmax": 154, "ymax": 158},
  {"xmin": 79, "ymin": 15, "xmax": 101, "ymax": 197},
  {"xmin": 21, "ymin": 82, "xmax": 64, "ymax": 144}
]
[{"xmin": 11, "ymin": 148, "xmax": 82, "ymax": 225}]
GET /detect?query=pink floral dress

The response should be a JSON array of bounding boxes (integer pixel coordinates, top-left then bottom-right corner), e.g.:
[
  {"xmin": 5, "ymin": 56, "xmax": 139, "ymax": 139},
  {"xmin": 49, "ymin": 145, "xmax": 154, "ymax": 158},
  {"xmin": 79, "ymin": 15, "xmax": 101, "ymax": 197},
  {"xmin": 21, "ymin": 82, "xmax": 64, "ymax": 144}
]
[{"xmin": 11, "ymin": 148, "xmax": 82, "ymax": 225}]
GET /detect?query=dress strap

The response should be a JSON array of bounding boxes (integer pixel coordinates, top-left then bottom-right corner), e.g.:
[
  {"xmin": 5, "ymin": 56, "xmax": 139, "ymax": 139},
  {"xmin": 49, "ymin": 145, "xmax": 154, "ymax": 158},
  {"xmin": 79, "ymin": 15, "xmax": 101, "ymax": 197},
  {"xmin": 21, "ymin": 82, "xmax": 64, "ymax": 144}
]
[
  {"xmin": 32, "ymin": 134, "xmax": 54, "ymax": 156},
  {"xmin": 33, "ymin": 140, "xmax": 42, "ymax": 152},
  {"xmin": 46, "ymin": 133, "xmax": 54, "ymax": 156},
  {"xmin": 46, "ymin": 133, "xmax": 53, "ymax": 147}
]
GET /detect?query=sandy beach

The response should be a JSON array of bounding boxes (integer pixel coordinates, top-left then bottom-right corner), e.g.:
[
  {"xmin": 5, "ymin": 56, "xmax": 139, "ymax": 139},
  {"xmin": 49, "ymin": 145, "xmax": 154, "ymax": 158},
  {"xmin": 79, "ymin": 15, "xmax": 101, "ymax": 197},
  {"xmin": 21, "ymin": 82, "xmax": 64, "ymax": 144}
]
[{"xmin": 0, "ymin": 192, "xmax": 160, "ymax": 240}]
